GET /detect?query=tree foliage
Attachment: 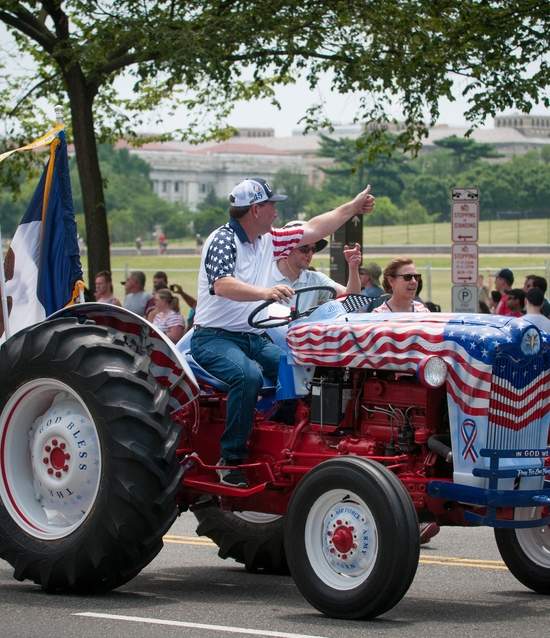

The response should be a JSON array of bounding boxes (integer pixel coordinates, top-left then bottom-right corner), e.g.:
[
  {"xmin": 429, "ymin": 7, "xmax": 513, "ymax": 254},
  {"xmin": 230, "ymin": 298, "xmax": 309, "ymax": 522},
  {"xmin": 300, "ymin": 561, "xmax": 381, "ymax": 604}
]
[
  {"xmin": 433, "ymin": 136, "xmax": 503, "ymax": 172},
  {"xmin": 0, "ymin": 1, "xmax": 548, "ymax": 282}
]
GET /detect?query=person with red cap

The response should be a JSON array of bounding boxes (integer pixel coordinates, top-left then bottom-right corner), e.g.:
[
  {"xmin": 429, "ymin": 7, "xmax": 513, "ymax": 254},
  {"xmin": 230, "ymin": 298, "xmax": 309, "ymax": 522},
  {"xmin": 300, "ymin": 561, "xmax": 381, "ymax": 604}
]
[{"xmin": 271, "ymin": 221, "xmax": 362, "ymax": 312}]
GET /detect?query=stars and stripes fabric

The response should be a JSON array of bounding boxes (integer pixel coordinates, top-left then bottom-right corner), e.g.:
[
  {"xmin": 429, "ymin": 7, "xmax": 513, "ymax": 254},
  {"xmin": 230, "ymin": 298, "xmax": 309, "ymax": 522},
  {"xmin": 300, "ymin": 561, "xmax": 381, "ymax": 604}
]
[
  {"xmin": 288, "ymin": 312, "xmax": 494, "ymax": 415},
  {"xmin": 54, "ymin": 305, "xmax": 199, "ymax": 412},
  {"xmin": 204, "ymin": 226, "xmax": 237, "ymax": 292},
  {"xmin": 194, "ymin": 219, "xmax": 304, "ymax": 333},
  {"xmin": 287, "ymin": 310, "xmax": 549, "ymax": 479},
  {"xmin": 204, "ymin": 222, "xmax": 304, "ymax": 292},
  {"xmin": 0, "ymin": 129, "xmax": 83, "ymax": 343}
]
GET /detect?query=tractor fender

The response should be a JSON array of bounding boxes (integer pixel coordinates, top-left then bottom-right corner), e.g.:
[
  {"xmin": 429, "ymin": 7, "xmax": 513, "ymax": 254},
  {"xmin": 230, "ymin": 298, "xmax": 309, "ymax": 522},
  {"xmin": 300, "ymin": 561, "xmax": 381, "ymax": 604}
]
[{"xmin": 48, "ymin": 302, "xmax": 199, "ymax": 412}]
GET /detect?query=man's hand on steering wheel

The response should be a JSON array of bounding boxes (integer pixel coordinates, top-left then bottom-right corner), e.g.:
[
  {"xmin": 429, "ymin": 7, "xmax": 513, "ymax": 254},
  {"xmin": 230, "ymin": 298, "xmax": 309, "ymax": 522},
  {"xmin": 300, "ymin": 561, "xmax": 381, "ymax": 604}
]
[
  {"xmin": 248, "ymin": 285, "xmax": 337, "ymax": 329},
  {"xmin": 262, "ymin": 284, "xmax": 294, "ymax": 303}
]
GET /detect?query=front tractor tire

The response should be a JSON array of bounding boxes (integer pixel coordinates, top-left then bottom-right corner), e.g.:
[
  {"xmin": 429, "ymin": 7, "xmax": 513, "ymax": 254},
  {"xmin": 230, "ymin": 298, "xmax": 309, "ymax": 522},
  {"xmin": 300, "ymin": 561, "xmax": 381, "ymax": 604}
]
[
  {"xmin": 0, "ymin": 318, "xmax": 182, "ymax": 593},
  {"xmin": 495, "ymin": 508, "xmax": 550, "ymax": 594},
  {"xmin": 284, "ymin": 457, "xmax": 420, "ymax": 619}
]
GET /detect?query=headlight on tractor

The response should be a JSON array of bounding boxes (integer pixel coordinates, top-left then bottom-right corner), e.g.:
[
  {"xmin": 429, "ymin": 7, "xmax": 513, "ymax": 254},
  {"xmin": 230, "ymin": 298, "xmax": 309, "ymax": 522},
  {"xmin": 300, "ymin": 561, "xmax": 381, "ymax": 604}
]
[{"xmin": 417, "ymin": 356, "xmax": 448, "ymax": 388}]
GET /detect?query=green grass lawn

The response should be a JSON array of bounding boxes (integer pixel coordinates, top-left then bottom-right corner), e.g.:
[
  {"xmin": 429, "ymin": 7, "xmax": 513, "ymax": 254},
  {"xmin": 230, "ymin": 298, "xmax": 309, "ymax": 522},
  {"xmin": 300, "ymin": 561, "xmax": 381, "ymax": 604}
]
[
  {"xmin": 111, "ymin": 217, "xmax": 550, "ymax": 249},
  {"xmin": 104, "ymin": 252, "xmax": 550, "ymax": 313},
  {"xmin": 363, "ymin": 217, "xmax": 550, "ymax": 246}
]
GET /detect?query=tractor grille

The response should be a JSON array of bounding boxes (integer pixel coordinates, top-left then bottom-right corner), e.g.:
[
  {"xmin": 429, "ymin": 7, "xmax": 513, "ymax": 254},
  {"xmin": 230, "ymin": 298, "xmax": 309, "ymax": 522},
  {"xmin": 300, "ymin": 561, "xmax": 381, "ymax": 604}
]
[{"xmin": 486, "ymin": 352, "xmax": 549, "ymax": 450}]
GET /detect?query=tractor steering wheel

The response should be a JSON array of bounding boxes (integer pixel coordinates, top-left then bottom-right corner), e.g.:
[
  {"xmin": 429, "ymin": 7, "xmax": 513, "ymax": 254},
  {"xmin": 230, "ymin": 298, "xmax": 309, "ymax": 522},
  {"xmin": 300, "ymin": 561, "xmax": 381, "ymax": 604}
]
[{"xmin": 248, "ymin": 285, "xmax": 337, "ymax": 329}]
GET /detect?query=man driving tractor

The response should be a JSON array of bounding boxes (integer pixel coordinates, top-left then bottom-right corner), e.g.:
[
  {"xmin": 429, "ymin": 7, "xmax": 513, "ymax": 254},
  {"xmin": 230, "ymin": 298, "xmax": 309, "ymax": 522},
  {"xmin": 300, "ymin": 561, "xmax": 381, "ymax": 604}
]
[{"xmin": 190, "ymin": 177, "xmax": 375, "ymax": 487}]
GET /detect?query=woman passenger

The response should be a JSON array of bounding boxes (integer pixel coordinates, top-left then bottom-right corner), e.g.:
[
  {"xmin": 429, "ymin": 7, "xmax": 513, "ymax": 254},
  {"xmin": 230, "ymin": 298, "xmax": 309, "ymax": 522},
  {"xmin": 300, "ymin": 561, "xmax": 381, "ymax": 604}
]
[{"xmin": 372, "ymin": 257, "xmax": 429, "ymax": 313}]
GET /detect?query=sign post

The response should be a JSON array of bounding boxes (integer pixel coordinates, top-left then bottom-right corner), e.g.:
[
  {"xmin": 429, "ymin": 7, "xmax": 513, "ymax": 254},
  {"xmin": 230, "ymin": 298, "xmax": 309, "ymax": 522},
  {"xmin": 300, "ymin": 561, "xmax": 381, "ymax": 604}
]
[
  {"xmin": 329, "ymin": 215, "xmax": 363, "ymax": 285},
  {"xmin": 451, "ymin": 188, "xmax": 479, "ymax": 313}
]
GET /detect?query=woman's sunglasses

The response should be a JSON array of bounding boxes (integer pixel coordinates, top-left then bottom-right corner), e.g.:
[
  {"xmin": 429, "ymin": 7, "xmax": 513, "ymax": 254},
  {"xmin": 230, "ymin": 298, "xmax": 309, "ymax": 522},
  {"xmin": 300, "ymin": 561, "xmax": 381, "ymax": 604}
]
[
  {"xmin": 395, "ymin": 273, "xmax": 422, "ymax": 282},
  {"xmin": 298, "ymin": 245, "xmax": 316, "ymax": 254}
]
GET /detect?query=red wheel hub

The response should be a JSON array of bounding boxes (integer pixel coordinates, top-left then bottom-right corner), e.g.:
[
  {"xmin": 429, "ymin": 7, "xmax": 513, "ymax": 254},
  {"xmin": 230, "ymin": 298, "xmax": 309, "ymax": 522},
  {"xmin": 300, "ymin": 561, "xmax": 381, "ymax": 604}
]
[
  {"xmin": 329, "ymin": 520, "xmax": 356, "ymax": 555},
  {"xmin": 42, "ymin": 438, "xmax": 70, "ymax": 478}
]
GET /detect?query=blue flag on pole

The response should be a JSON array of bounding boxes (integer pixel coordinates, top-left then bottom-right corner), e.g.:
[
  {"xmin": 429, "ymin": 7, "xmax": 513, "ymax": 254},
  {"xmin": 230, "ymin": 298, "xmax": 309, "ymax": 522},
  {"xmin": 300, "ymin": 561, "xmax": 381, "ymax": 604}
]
[{"xmin": 0, "ymin": 129, "xmax": 83, "ymax": 341}]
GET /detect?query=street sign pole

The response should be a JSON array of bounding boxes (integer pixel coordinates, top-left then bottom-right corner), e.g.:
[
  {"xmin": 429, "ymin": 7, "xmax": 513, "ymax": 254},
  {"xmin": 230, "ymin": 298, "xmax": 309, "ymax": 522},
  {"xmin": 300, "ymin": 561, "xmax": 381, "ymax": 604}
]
[
  {"xmin": 329, "ymin": 215, "xmax": 363, "ymax": 285},
  {"xmin": 451, "ymin": 187, "xmax": 479, "ymax": 313}
]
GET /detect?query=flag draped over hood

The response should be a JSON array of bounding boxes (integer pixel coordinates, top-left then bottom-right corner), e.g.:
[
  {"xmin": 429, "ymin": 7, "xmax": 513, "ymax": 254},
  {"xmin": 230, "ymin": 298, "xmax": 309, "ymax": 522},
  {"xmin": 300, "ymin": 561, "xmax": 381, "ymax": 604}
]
[{"xmin": 0, "ymin": 127, "xmax": 83, "ymax": 343}]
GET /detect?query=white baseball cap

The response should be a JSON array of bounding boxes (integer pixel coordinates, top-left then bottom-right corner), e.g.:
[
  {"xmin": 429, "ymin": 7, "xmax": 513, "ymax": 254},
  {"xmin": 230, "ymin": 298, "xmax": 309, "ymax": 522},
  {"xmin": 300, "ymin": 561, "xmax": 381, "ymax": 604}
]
[{"xmin": 229, "ymin": 177, "xmax": 287, "ymax": 207}]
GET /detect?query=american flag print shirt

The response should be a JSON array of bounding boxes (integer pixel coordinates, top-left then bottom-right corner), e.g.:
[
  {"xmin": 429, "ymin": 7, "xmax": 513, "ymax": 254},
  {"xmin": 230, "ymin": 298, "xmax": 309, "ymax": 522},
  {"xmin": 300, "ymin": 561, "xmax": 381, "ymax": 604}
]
[{"xmin": 193, "ymin": 219, "xmax": 304, "ymax": 333}]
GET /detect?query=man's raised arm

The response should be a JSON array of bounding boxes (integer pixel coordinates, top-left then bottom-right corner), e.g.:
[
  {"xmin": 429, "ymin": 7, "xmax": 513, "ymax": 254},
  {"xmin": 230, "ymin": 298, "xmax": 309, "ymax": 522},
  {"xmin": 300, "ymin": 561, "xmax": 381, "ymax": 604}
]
[{"xmin": 300, "ymin": 185, "xmax": 375, "ymax": 246}]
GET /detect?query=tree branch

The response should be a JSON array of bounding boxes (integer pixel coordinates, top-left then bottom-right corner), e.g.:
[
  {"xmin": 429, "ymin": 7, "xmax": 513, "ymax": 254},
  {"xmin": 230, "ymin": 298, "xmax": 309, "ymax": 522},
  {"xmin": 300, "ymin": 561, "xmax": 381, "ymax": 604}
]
[
  {"xmin": 8, "ymin": 73, "xmax": 55, "ymax": 117},
  {"xmin": 0, "ymin": 6, "xmax": 56, "ymax": 53}
]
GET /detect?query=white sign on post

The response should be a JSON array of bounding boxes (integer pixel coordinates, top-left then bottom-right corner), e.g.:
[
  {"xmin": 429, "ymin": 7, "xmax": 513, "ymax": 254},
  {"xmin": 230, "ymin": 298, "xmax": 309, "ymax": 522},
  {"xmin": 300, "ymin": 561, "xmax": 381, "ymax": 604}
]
[
  {"xmin": 452, "ymin": 201, "xmax": 479, "ymax": 242},
  {"xmin": 451, "ymin": 187, "xmax": 479, "ymax": 201},
  {"xmin": 452, "ymin": 243, "xmax": 478, "ymax": 284},
  {"xmin": 452, "ymin": 285, "xmax": 479, "ymax": 313}
]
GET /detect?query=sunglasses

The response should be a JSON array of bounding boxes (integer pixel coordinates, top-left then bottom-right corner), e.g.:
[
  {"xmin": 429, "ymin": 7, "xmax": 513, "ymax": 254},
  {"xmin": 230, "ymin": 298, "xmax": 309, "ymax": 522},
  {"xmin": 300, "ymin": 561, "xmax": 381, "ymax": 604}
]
[
  {"xmin": 297, "ymin": 245, "xmax": 316, "ymax": 254},
  {"xmin": 395, "ymin": 273, "xmax": 422, "ymax": 282}
]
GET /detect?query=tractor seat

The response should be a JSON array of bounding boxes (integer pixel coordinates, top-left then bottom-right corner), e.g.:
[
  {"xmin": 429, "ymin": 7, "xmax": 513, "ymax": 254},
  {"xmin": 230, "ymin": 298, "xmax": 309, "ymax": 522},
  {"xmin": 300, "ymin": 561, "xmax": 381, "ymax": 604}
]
[{"xmin": 176, "ymin": 328, "xmax": 276, "ymax": 394}]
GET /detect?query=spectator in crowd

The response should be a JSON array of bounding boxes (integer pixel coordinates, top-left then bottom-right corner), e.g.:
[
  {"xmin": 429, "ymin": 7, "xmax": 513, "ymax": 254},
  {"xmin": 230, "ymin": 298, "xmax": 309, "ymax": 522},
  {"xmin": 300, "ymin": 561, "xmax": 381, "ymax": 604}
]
[
  {"xmin": 372, "ymin": 258, "xmax": 430, "ymax": 313},
  {"xmin": 477, "ymin": 274, "xmax": 491, "ymax": 312},
  {"xmin": 191, "ymin": 177, "xmax": 375, "ymax": 487},
  {"xmin": 151, "ymin": 288, "xmax": 186, "ymax": 343},
  {"xmin": 524, "ymin": 287, "xmax": 550, "ymax": 332},
  {"xmin": 122, "ymin": 271, "xmax": 153, "ymax": 317},
  {"xmin": 359, "ymin": 263, "xmax": 384, "ymax": 298},
  {"xmin": 489, "ymin": 290, "xmax": 501, "ymax": 313},
  {"xmin": 153, "ymin": 270, "xmax": 168, "ymax": 292},
  {"xmin": 506, "ymin": 288, "xmax": 526, "ymax": 317},
  {"xmin": 169, "ymin": 283, "xmax": 197, "ymax": 328},
  {"xmin": 135, "ymin": 236, "xmax": 142, "ymax": 255},
  {"xmin": 146, "ymin": 271, "xmax": 170, "ymax": 322},
  {"xmin": 494, "ymin": 268, "xmax": 514, "ymax": 316},
  {"xmin": 195, "ymin": 233, "xmax": 203, "ymax": 253},
  {"xmin": 424, "ymin": 301, "xmax": 441, "ymax": 312},
  {"xmin": 271, "ymin": 221, "xmax": 362, "ymax": 312},
  {"xmin": 94, "ymin": 270, "xmax": 121, "ymax": 306},
  {"xmin": 523, "ymin": 274, "xmax": 550, "ymax": 318},
  {"xmin": 158, "ymin": 231, "xmax": 168, "ymax": 254}
]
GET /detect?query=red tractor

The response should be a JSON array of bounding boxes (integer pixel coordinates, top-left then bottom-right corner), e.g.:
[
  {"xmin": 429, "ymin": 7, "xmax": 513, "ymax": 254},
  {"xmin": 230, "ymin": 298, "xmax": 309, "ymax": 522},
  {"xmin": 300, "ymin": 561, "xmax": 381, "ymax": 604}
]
[{"xmin": 0, "ymin": 290, "xmax": 549, "ymax": 619}]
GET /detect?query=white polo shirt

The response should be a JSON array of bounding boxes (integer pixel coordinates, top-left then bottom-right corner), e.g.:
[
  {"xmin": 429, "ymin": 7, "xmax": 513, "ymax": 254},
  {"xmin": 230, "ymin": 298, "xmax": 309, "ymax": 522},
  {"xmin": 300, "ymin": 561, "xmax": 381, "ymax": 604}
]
[
  {"xmin": 270, "ymin": 263, "xmax": 339, "ymax": 313},
  {"xmin": 193, "ymin": 219, "xmax": 303, "ymax": 333}
]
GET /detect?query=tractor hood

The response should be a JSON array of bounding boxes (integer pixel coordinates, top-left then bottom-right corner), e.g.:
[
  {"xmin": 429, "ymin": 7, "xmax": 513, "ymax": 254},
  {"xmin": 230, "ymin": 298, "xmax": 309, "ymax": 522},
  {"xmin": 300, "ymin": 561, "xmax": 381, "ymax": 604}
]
[{"xmin": 287, "ymin": 302, "xmax": 548, "ymax": 371}]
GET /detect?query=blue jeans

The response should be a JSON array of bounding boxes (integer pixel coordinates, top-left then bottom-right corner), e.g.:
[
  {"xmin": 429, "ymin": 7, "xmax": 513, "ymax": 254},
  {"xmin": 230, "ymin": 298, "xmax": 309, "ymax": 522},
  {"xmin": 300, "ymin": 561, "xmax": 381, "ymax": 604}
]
[{"xmin": 190, "ymin": 327, "xmax": 281, "ymax": 461}]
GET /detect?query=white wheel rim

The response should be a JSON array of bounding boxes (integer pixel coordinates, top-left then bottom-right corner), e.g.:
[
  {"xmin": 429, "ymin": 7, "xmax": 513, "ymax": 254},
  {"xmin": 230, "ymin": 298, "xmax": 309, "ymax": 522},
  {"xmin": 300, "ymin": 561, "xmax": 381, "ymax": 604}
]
[
  {"xmin": 304, "ymin": 489, "xmax": 378, "ymax": 590},
  {"xmin": 234, "ymin": 511, "xmax": 282, "ymax": 524},
  {"xmin": 0, "ymin": 379, "xmax": 102, "ymax": 540},
  {"xmin": 515, "ymin": 507, "xmax": 550, "ymax": 568}
]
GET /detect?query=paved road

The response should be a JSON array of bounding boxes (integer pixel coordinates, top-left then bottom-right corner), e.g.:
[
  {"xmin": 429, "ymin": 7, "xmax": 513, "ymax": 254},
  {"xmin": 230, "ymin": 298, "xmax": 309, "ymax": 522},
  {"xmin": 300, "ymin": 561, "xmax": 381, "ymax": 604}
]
[{"xmin": 0, "ymin": 513, "xmax": 547, "ymax": 638}]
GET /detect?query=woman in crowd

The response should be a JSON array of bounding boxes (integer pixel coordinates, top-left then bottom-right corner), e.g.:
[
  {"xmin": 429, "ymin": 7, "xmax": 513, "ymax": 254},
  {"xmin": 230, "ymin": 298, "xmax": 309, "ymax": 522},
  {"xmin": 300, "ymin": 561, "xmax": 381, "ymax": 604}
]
[
  {"xmin": 152, "ymin": 288, "xmax": 186, "ymax": 343},
  {"xmin": 372, "ymin": 257, "xmax": 430, "ymax": 313},
  {"xmin": 94, "ymin": 270, "xmax": 121, "ymax": 306}
]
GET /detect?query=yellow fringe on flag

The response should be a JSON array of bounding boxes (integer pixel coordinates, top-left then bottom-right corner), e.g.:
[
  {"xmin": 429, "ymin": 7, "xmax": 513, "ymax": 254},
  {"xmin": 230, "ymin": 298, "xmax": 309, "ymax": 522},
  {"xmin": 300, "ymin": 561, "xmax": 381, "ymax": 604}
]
[
  {"xmin": 41, "ymin": 137, "xmax": 60, "ymax": 226},
  {"xmin": 65, "ymin": 280, "xmax": 86, "ymax": 307},
  {"xmin": 0, "ymin": 123, "xmax": 65, "ymax": 164}
]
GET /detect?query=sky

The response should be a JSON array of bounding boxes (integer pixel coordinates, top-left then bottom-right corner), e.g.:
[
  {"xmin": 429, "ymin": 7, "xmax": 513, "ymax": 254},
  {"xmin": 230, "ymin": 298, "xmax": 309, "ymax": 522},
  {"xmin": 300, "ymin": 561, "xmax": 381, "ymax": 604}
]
[{"xmin": 1, "ymin": 23, "xmax": 548, "ymax": 139}]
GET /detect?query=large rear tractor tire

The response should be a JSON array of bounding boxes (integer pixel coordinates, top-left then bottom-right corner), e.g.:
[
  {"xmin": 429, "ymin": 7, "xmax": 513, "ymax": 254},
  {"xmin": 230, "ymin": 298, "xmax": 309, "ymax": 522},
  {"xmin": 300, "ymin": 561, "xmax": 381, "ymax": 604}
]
[
  {"xmin": 284, "ymin": 456, "xmax": 419, "ymax": 619},
  {"xmin": 495, "ymin": 507, "xmax": 550, "ymax": 594},
  {"xmin": 0, "ymin": 318, "xmax": 182, "ymax": 593},
  {"xmin": 194, "ymin": 503, "xmax": 287, "ymax": 573}
]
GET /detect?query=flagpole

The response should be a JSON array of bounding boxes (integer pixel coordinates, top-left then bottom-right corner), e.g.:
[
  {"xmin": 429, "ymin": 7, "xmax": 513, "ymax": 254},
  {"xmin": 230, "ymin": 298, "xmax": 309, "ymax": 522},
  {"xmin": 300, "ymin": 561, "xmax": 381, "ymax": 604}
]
[{"xmin": 0, "ymin": 226, "xmax": 11, "ymax": 340}]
